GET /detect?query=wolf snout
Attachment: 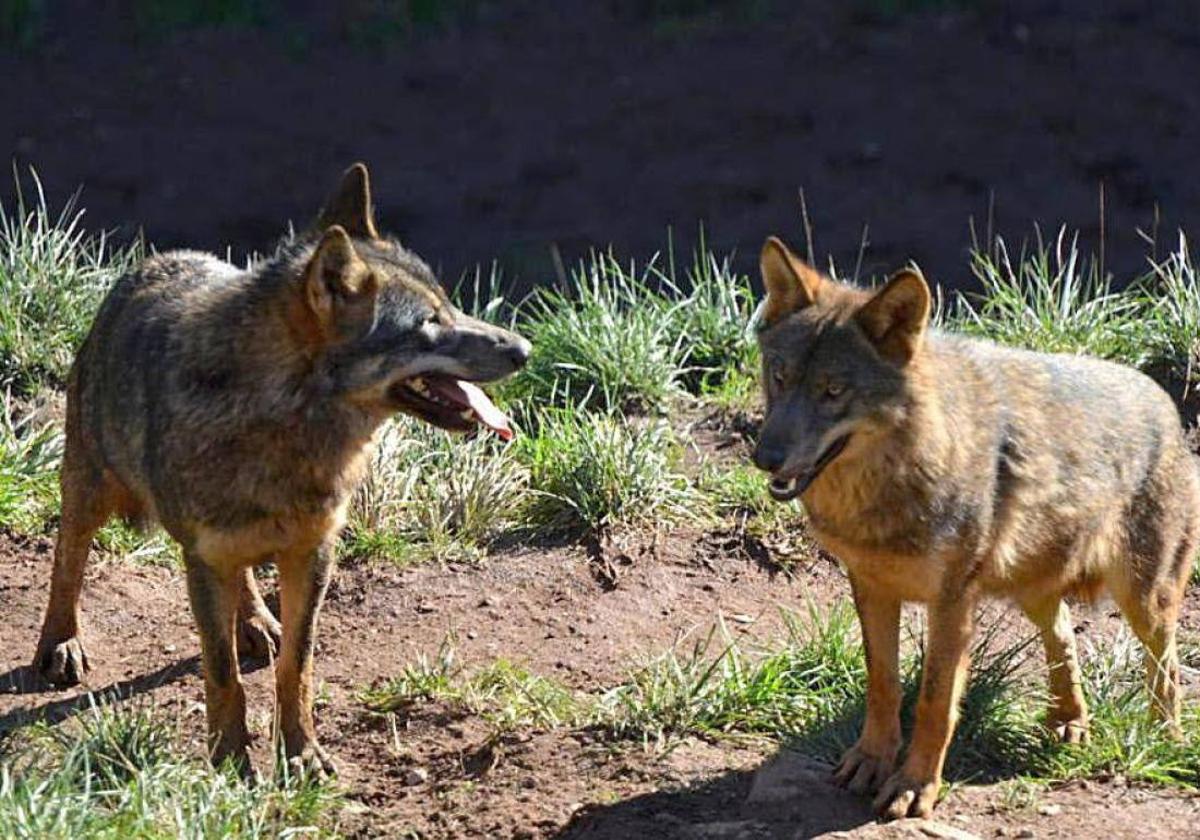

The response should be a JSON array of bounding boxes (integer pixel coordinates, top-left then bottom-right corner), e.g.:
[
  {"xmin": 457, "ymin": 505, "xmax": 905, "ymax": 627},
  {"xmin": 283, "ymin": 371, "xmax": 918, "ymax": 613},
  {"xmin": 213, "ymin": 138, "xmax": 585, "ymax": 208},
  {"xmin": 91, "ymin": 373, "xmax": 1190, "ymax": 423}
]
[
  {"xmin": 753, "ymin": 442, "xmax": 787, "ymax": 473},
  {"xmin": 499, "ymin": 333, "xmax": 532, "ymax": 368}
]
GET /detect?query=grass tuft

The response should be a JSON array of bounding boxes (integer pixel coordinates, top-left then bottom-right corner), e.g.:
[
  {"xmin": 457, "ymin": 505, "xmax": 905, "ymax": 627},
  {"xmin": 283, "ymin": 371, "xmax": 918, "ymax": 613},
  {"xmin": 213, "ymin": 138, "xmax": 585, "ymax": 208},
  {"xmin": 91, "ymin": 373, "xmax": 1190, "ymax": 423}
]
[
  {"xmin": 362, "ymin": 639, "xmax": 581, "ymax": 733},
  {"xmin": 0, "ymin": 701, "xmax": 340, "ymax": 838},
  {"xmin": 504, "ymin": 252, "xmax": 688, "ymax": 413},
  {"xmin": 346, "ymin": 416, "xmax": 528, "ymax": 564},
  {"xmin": 515, "ymin": 406, "xmax": 702, "ymax": 536},
  {"xmin": 951, "ymin": 228, "xmax": 1150, "ymax": 364},
  {"xmin": 0, "ymin": 170, "xmax": 138, "ymax": 395}
]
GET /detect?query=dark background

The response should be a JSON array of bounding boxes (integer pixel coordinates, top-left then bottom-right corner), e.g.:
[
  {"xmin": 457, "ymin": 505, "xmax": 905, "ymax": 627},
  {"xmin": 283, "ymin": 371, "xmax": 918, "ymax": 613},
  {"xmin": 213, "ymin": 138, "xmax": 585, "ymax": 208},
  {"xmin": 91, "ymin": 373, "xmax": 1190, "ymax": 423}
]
[{"xmin": 3, "ymin": 0, "xmax": 1199, "ymax": 294}]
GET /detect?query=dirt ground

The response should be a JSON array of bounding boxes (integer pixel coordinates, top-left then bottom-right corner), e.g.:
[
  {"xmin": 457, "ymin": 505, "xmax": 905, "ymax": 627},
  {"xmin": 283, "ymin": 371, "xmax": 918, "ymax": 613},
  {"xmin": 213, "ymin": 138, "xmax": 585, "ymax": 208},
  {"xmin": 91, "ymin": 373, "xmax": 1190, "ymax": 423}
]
[
  {"xmin": 3, "ymin": 457, "xmax": 1200, "ymax": 839},
  {"xmin": 4, "ymin": 1, "xmax": 1200, "ymax": 292}
]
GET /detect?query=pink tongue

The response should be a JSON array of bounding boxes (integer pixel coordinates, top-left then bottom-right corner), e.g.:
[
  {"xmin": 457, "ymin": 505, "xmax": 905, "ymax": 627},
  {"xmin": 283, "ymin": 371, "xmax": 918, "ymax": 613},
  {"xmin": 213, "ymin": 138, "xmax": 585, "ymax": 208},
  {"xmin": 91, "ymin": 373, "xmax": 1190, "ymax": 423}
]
[{"xmin": 428, "ymin": 378, "xmax": 514, "ymax": 441}]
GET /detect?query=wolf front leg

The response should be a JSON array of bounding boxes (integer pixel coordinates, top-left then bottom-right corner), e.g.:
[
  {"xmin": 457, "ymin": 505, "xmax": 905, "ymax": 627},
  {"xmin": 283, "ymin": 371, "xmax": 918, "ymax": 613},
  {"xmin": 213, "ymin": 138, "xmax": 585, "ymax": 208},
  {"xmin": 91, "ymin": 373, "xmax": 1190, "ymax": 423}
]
[
  {"xmin": 185, "ymin": 555, "xmax": 252, "ymax": 776},
  {"xmin": 275, "ymin": 541, "xmax": 337, "ymax": 777},
  {"xmin": 875, "ymin": 587, "xmax": 976, "ymax": 820},
  {"xmin": 833, "ymin": 574, "xmax": 901, "ymax": 794}
]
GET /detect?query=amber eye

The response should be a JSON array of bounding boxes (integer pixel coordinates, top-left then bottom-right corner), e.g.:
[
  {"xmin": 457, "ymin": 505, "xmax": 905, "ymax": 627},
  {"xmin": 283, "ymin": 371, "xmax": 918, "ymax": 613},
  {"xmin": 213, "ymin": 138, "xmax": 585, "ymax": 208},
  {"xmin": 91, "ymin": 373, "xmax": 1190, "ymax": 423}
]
[{"xmin": 825, "ymin": 382, "xmax": 845, "ymax": 398}]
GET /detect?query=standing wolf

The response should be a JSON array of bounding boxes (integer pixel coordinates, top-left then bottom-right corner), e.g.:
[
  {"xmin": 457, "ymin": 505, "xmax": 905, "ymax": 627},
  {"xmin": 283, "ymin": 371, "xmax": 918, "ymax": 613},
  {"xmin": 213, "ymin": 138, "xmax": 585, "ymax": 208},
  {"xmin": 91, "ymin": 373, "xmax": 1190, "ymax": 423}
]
[
  {"xmin": 33, "ymin": 163, "xmax": 530, "ymax": 775},
  {"xmin": 752, "ymin": 236, "xmax": 1198, "ymax": 819}
]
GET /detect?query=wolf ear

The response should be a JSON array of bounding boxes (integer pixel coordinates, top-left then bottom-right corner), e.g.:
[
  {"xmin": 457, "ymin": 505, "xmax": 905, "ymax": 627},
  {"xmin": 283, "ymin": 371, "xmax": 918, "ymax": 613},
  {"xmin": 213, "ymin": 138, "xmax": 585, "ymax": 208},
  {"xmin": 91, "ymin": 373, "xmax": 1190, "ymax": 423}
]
[
  {"xmin": 304, "ymin": 225, "xmax": 379, "ymax": 343},
  {"xmin": 855, "ymin": 268, "xmax": 931, "ymax": 365},
  {"xmin": 759, "ymin": 236, "xmax": 823, "ymax": 326},
  {"xmin": 315, "ymin": 162, "xmax": 379, "ymax": 239}
]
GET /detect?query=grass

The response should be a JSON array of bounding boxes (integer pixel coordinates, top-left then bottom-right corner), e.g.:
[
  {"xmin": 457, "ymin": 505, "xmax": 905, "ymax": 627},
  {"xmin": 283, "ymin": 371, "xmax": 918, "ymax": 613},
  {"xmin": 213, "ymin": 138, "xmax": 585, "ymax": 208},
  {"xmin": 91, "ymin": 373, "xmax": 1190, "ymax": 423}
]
[
  {"xmin": 0, "ymin": 701, "xmax": 340, "ymax": 838},
  {"xmin": 369, "ymin": 605, "xmax": 1200, "ymax": 791},
  {"xmin": 345, "ymin": 415, "xmax": 529, "ymax": 564},
  {"xmin": 0, "ymin": 393, "xmax": 62, "ymax": 533},
  {"xmin": 503, "ymin": 251, "xmax": 690, "ymax": 413},
  {"xmin": 362, "ymin": 639, "xmax": 581, "ymax": 733},
  {"xmin": 515, "ymin": 406, "xmax": 703, "ymax": 537},
  {"xmin": 0, "ymin": 171, "xmax": 138, "ymax": 396},
  {"xmin": 952, "ymin": 228, "xmax": 1151, "ymax": 363}
]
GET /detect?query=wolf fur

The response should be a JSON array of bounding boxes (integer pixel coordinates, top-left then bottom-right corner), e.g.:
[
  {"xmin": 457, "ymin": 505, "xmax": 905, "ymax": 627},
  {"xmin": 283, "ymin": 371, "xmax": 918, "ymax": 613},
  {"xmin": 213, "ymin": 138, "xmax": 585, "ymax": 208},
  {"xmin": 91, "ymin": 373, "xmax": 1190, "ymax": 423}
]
[
  {"xmin": 33, "ymin": 163, "xmax": 530, "ymax": 775},
  {"xmin": 752, "ymin": 236, "xmax": 1199, "ymax": 818}
]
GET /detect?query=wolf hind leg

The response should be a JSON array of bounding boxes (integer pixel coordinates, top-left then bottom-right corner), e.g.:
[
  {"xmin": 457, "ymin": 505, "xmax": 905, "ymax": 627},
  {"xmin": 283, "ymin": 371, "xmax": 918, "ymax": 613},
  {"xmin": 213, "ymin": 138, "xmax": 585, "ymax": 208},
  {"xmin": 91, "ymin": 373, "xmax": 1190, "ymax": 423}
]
[
  {"xmin": 236, "ymin": 567, "xmax": 281, "ymax": 661},
  {"xmin": 33, "ymin": 453, "xmax": 122, "ymax": 686},
  {"xmin": 1020, "ymin": 595, "xmax": 1088, "ymax": 743},
  {"xmin": 1108, "ymin": 539, "xmax": 1189, "ymax": 737}
]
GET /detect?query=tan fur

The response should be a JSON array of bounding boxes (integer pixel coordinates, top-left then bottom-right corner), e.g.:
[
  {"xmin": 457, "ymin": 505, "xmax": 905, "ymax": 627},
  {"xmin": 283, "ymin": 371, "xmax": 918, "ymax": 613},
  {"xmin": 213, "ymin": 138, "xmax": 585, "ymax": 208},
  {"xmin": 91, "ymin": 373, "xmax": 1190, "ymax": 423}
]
[{"xmin": 754, "ymin": 236, "xmax": 1200, "ymax": 819}]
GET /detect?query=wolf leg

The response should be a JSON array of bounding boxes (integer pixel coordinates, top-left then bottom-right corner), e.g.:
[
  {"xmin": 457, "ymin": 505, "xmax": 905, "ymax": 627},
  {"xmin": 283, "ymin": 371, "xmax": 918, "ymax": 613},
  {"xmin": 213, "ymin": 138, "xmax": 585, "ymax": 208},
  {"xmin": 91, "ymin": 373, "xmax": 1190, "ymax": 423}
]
[
  {"xmin": 186, "ymin": 555, "xmax": 252, "ymax": 775},
  {"xmin": 236, "ymin": 567, "xmax": 281, "ymax": 660},
  {"xmin": 834, "ymin": 575, "xmax": 901, "ymax": 795},
  {"xmin": 1020, "ymin": 596, "xmax": 1088, "ymax": 743},
  {"xmin": 875, "ymin": 590, "xmax": 975, "ymax": 820},
  {"xmin": 1111, "ymin": 581, "xmax": 1183, "ymax": 736},
  {"xmin": 275, "ymin": 541, "xmax": 336, "ymax": 777},
  {"xmin": 34, "ymin": 453, "xmax": 118, "ymax": 686}
]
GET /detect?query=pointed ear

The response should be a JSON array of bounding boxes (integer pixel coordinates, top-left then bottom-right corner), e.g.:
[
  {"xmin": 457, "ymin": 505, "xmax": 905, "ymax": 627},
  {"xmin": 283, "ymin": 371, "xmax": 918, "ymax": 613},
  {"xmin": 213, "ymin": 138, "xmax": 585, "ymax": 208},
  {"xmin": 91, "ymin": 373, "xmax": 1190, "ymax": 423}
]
[
  {"xmin": 759, "ymin": 236, "xmax": 823, "ymax": 326},
  {"xmin": 315, "ymin": 162, "xmax": 379, "ymax": 239},
  {"xmin": 855, "ymin": 268, "xmax": 931, "ymax": 365},
  {"xmin": 304, "ymin": 225, "xmax": 379, "ymax": 342}
]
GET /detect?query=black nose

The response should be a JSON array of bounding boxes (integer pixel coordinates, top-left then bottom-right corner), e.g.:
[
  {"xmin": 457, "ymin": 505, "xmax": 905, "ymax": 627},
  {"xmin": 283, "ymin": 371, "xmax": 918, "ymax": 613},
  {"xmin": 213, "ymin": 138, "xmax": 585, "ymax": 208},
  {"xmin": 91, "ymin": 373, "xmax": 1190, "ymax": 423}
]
[
  {"xmin": 504, "ymin": 335, "xmax": 532, "ymax": 367},
  {"xmin": 753, "ymin": 444, "xmax": 786, "ymax": 473}
]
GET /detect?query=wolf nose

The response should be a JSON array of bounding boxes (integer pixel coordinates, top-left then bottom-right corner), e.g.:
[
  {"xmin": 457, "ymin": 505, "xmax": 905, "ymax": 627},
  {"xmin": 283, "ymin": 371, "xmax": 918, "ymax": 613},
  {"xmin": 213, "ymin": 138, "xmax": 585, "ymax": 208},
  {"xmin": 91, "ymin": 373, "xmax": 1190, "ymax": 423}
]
[
  {"xmin": 753, "ymin": 444, "xmax": 786, "ymax": 473},
  {"xmin": 504, "ymin": 335, "xmax": 532, "ymax": 367}
]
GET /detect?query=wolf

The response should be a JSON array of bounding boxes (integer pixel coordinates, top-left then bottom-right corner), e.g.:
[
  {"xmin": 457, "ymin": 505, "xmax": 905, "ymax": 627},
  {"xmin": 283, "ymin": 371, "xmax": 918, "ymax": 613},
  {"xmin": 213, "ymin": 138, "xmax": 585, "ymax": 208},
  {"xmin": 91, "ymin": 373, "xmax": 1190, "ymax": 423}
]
[
  {"xmin": 32, "ymin": 163, "xmax": 530, "ymax": 775},
  {"xmin": 752, "ymin": 236, "xmax": 1199, "ymax": 819}
]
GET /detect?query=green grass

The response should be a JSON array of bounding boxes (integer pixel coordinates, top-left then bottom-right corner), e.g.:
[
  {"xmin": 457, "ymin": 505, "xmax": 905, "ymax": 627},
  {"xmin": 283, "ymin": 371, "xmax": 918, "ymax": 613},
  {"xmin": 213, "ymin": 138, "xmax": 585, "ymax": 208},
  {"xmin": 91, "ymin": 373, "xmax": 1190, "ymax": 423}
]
[
  {"xmin": 515, "ymin": 406, "xmax": 703, "ymax": 537},
  {"xmin": 361, "ymin": 639, "xmax": 581, "ymax": 733},
  {"xmin": 951, "ymin": 229, "xmax": 1152, "ymax": 364},
  {"xmin": 0, "ymin": 171, "xmax": 138, "ymax": 395},
  {"xmin": 345, "ymin": 415, "xmax": 529, "ymax": 564},
  {"xmin": 503, "ymin": 251, "xmax": 690, "ymax": 413},
  {"xmin": 0, "ymin": 394, "xmax": 62, "ymax": 533},
  {"xmin": 368, "ymin": 605, "xmax": 1200, "ymax": 791},
  {"xmin": 0, "ymin": 702, "xmax": 340, "ymax": 838}
]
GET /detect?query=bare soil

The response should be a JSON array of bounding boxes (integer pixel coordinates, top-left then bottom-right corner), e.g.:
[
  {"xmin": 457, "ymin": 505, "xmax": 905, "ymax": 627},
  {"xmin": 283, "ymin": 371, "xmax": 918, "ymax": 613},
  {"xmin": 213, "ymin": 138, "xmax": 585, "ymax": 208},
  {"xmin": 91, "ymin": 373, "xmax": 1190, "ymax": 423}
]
[
  {"xmin": 3, "ymin": 492, "xmax": 1200, "ymax": 838},
  {"xmin": 4, "ymin": 1, "xmax": 1200, "ymax": 291}
]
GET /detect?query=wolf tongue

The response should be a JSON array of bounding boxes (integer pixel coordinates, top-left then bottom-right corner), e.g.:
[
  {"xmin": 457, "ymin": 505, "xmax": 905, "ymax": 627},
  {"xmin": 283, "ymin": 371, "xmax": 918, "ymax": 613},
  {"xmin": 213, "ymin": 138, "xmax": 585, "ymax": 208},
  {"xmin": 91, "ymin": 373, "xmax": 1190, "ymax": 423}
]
[{"xmin": 426, "ymin": 378, "xmax": 514, "ymax": 441}]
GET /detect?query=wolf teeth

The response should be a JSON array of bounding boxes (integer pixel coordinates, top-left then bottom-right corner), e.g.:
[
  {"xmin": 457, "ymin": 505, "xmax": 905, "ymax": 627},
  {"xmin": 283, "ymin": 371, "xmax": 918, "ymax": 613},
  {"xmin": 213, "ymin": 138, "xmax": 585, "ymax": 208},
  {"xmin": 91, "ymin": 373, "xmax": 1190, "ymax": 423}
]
[
  {"xmin": 460, "ymin": 410, "xmax": 473, "ymax": 421},
  {"xmin": 409, "ymin": 377, "xmax": 428, "ymax": 395}
]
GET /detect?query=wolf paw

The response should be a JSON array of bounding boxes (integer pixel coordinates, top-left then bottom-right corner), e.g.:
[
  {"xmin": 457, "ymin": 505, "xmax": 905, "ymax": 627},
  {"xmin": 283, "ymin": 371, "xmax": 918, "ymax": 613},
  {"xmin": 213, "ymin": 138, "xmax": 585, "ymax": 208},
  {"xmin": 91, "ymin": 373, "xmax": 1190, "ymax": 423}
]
[
  {"xmin": 236, "ymin": 609, "xmax": 282, "ymax": 660},
  {"xmin": 873, "ymin": 770, "xmax": 940, "ymax": 820},
  {"xmin": 34, "ymin": 635, "xmax": 90, "ymax": 687},
  {"xmin": 1048, "ymin": 716, "xmax": 1089, "ymax": 745},
  {"xmin": 285, "ymin": 742, "xmax": 337, "ymax": 781},
  {"xmin": 832, "ymin": 741, "xmax": 898, "ymax": 795}
]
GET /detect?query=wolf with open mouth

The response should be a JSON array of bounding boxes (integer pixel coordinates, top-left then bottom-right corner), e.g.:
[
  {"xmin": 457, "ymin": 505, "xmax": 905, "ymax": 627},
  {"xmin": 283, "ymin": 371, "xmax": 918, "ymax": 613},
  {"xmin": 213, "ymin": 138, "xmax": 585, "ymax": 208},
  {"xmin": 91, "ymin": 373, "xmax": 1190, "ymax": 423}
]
[
  {"xmin": 32, "ymin": 162, "xmax": 530, "ymax": 777},
  {"xmin": 751, "ymin": 235, "xmax": 1198, "ymax": 820}
]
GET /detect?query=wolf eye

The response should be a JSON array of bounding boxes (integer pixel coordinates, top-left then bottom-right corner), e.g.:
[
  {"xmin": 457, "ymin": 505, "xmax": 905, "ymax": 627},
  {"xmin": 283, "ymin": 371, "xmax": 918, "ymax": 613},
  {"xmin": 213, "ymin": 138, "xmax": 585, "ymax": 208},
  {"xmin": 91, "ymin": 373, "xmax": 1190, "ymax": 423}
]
[{"xmin": 824, "ymin": 382, "xmax": 846, "ymax": 398}]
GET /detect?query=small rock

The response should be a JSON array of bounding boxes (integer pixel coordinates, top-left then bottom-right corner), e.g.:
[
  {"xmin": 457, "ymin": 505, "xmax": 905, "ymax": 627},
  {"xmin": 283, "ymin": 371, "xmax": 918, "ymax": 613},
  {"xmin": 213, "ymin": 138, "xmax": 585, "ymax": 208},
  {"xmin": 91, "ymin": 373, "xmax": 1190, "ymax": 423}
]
[
  {"xmin": 1036, "ymin": 804, "xmax": 1061, "ymax": 817},
  {"xmin": 1015, "ymin": 830, "xmax": 1035, "ymax": 839},
  {"xmin": 163, "ymin": 643, "xmax": 177, "ymax": 653},
  {"xmin": 415, "ymin": 602, "xmax": 436, "ymax": 614},
  {"xmin": 916, "ymin": 819, "xmax": 984, "ymax": 840},
  {"xmin": 404, "ymin": 766, "xmax": 429, "ymax": 786},
  {"xmin": 466, "ymin": 630, "xmax": 479, "ymax": 640},
  {"xmin": 729, "ymin": 613, "xmax": 755, "ymax": 625}
]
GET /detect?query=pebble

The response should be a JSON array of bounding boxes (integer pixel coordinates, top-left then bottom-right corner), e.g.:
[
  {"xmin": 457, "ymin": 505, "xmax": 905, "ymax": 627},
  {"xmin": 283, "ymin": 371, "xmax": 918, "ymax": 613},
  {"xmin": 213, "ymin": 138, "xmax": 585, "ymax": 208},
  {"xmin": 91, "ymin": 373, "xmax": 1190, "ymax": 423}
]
[
  {"xmin": 404, "ymin": 766, "xmax": 429, "ymax": 786},
  {"xmin": 1037, "ymin": 804, "xmax": 1061, "ymax": 817},
  {"xmin": 1015, "ymin": 829, "xmax": 1035, "ymax": 839}
]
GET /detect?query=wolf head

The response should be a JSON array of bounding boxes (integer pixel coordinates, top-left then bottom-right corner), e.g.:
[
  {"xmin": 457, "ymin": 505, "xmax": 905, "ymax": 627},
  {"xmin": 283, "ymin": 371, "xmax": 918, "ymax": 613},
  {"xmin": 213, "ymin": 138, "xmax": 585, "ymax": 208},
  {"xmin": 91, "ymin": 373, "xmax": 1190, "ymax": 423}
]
[
  {"xmin": 291, "ymin": 163, "xmax": 530, "ymax": 438},
  {"xmin": 752, "ymin": 236, "xmax": 931, "ymax": 501}
]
